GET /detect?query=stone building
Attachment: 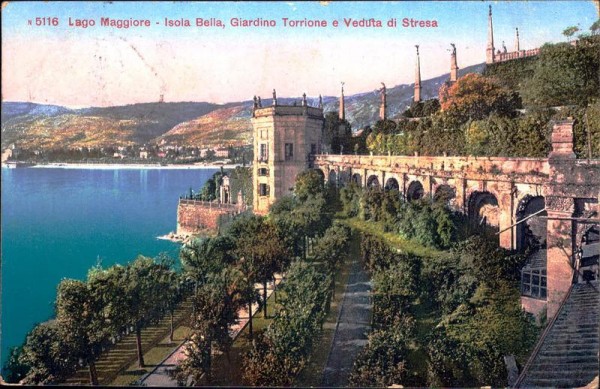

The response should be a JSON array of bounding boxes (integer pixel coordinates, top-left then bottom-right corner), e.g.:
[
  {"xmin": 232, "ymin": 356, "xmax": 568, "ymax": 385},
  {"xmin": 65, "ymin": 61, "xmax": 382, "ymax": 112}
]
[{"xmin": 251, "ymin": 90, "xmax": 324, "ymax": 214}]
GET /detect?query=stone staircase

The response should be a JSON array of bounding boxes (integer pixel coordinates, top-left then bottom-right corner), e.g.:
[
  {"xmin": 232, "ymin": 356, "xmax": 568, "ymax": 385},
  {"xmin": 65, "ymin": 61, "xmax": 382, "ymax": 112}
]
[{"xmin": 518, "ymin": 281, "xmax": 599, "ymax": 388}]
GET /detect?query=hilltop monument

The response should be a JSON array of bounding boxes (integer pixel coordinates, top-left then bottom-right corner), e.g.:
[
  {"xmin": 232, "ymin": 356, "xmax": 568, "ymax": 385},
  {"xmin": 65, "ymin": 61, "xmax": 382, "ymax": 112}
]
[
  {"xmin": 379, "ymin": 82, "xmax": 387, "ymax": 120},
  {"xmin": 339, "ymin": 82, "xmax": 345, "ymax": 120},
  {"xmin": 414, "ymin": 45, "xmax": 422, "ymax": 103},
  {"xmin": 450, "ymin": 43, "xmax": 458, "ymax": 83}
]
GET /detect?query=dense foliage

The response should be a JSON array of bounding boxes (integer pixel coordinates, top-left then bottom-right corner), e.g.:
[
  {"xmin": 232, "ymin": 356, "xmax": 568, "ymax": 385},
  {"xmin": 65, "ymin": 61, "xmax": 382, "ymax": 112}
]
[
  {"xmin": 521, "ymin": 36, "xmax": 600, "ymax": 108},
  {"xmin": 242, "ymin": 261, "xmax": 333, "ymax": 386},
  {"xmin": 322, "ymin": 111, "xmax": 353, "ymax": 154},
  {"xmin": 352, "ymin": 230, "xmax": 538, "ymax": 387},
  {"xmin": 4, "ymin": 256, "xmax": 182, "ymax": 385},
  {"xmin": 342, "ymin": 185, "xmax": 458, "ymax": 250}
]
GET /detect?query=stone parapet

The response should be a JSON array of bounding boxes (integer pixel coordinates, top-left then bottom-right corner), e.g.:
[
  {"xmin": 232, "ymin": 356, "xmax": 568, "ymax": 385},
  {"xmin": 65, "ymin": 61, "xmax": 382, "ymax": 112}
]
[{"xmin": 253, "ymin": 105, "xmax": 323, "ymax": 119}]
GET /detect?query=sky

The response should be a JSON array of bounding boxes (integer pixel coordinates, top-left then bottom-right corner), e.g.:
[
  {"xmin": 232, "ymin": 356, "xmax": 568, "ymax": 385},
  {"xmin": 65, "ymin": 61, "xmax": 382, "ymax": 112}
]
[{"xmin": 1, "ymin": 1, "xmax": 598, "ymax": 107}]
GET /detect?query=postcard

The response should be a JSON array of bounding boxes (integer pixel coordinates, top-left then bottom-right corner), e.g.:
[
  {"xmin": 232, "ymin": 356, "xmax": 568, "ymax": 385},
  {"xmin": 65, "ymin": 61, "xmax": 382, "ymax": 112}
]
[{"xmin": 2, "ymin": 1, "xmax": 599, "ymax": 387}]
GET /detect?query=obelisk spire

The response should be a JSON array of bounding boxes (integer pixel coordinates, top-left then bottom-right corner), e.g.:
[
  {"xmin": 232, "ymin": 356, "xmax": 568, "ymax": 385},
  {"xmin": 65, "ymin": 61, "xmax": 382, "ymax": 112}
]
[
  {"xmin": 486, "ymin": 5, "xmax": 495, "ymax": 64},
  {"xmin": 414, "ymin": 45, "xmax": 422, "ymax": 103},
  {"xmin": 379, "ymin": 82, "xmax": 387, "ymax": 121},
  {"xmin": 339, "ymin": 82, "xmax": 345, "ymax": 120},
  {"xmin": 515, "ymin": 27, "xmax": 520, "ymax": 52},
  {"xmin": 450, "ymin": 43, "xmax": 458, "ymax": 83}
]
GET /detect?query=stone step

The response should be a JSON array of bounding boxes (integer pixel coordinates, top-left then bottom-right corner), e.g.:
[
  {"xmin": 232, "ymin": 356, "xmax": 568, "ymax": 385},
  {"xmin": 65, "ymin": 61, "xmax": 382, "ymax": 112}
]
[
  {"xmin": 554, "ymin": 320, "xmax": 598, "ymax": 329},
  {"xmin": 538, "ymin": 343, "xmax": 598, "ymax": 352},
  {"xmin": 528, "ymin": 361, "xmax": 599, "ymax": 372},
  {"xmin": 539, "ymin": 346, "xmax": 598, "ymax": 357},
  {"xmin": 535, "ymin": 353, "xmax": 598, "ymax": 363},
  {"xmin": 541, "ymin": 340, "xmax": 599, "ymax": 350},
  {"xmin": 522, "ymin": 376, "xmax": 597, "ymax": 388},
  {"xmin": 549, "ymin": 330, "xmax": 598, "ymax": 338}
]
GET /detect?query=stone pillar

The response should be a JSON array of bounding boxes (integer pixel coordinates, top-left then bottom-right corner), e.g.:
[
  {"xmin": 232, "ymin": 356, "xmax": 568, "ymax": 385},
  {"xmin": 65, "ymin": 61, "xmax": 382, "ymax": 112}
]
[
  {"xmin": 498, "ymin": 186, "xmax": 514, "ymax": 249},
  {"xmin": 454, "ymin": 177, "xmax": 467, "ymax": 212},
  {"xmin": 545, "ymin": 119, "xmax": 577, "ymax": 319},
  {"xmin": 514, "ymin": 28, "xmax": 520, "ymax": 52},
  {"xmin": 546, "ymin": 196, "xmax": 575, "ymax": 319}
]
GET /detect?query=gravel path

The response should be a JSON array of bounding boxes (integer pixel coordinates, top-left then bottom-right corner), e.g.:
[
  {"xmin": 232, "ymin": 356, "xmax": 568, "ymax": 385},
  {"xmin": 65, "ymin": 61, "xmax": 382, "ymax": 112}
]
[{"xmin": 321, "ymin": 254, "xmax": 372, "ymax": 387}]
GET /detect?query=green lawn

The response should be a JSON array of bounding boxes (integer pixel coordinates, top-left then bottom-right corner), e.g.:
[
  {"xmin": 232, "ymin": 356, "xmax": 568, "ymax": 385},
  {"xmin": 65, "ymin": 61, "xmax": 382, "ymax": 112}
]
[{"xmin": 340, "ymin": 217, "xmax": 446, "ymax": 259}]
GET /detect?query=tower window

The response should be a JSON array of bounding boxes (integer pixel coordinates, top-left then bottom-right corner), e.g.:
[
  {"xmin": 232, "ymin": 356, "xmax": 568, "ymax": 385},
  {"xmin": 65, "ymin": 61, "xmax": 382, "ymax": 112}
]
[
  {"xmin": 258, "ymin": 168, "xmax": 269, "ymax": 176},
  {"xmin": 310, "ymin": 143, "xmax": 317, "ymax": 155},
  {"xmin": 285, "ymin": 143, "xmax": 294, "ymax": 160},
  {"xmin": 259, "ymin": 144, "xmax": 268, "ymax": 162},
  {"xmin": 259, "ymin": 183, "xmax": 270, "ymax": 197}
]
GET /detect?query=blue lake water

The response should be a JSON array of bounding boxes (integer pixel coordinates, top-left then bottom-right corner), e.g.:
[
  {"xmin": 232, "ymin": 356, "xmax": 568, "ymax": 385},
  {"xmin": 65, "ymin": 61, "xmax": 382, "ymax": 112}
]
[{"xmin": 0, "ymin": 167, "xmax": 218, "ymax": 369}]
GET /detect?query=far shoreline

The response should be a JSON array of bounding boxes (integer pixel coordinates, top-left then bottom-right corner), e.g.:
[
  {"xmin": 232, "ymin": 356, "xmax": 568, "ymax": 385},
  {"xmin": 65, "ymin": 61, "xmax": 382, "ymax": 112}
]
[{"xmin": 3, "ymin": 162, "xmax": 246, "ymax": 170}]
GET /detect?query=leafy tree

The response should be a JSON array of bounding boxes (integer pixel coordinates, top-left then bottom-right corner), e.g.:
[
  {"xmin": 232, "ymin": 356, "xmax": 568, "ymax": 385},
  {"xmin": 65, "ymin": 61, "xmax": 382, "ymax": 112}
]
[
  {"xmin": 197, "ymin": 169, "xmax": 226, "ymax": 201},
  {"xmin": 2, "ymin": 346, "xmax": 30, "ymax": 384},
  {"xmin": 55, "ymin": 279, "xmax": 105, "ymax": 385},
  {"xmin": 349, "ymin": 322, "xmax": 414, "ymax": 387},
  {"xmin": 269, "ymin": 195, "xmax": 306, "ymax": 259},
  {"xmin": 562, "ymin": 25, "xmax": 580, "ymax": 40},
  {"xmin": 427, "ymin": 283, "xmax": 537, "ymax": 387},
  {"xmin": 439, "ymin": 73, "xmax": 520, "ymax": 123},
  {"xmin": 372, "ymin": 262, "xmax": 420, "ymax": 328},
  {"xmin": 322, "ymin": 111, "xmax": 353, "ymax": 153},
  {"xmin": 18, "ymin": 321, "xmax": 77, "ymax": 385},
  {"xmin": 294, "ymin": 169, "xmax": 325, "ymax": 202},
  {"xmin": 234, "ymin": 218, "xmax": 289, "ymax": 318},
  {"xmin": 372, "ymin": 119, "xmax": 398, "ymax": 135},
  {"xmin": 339, "ymin": 181, "xmax": 362, "ymax": 218},
  {"xmin": 122, "ymin": 256, "xmax": 172, "ymax": 368},
  {"xmin": 402, "ymin": 99, "xmax": 441, "ymax": 118},
  {"xmin": 151, "ymin": 254, "xmax": 183, "ymax": 342},
  {"xmin": 173, "ymin": 268, "xmax": 240, "ymax": 384},
  {"xmin": 180, "ymin": 236, "xmax": 234, "ymax": 300},
  {"xmin": 242, "ymin": 261, "xmax": 332, "ymax": 386},
  {"xmin": 312, "ymin": 223, "xmax": 351, "ymax": 295},
  {"xmin": 86, "ymin": 264, "xmax": 130, "ymax": 343},
  {"xmin": 591, "ymin": 19, "xmax": 600, "ymax": 35},
  {"xmin": 293, "ymin": 193, "xmax": 332, "ymax": 256},
  {"xmin": 521, "ymin": 37, "xmax": 600, "ymax": 107}
]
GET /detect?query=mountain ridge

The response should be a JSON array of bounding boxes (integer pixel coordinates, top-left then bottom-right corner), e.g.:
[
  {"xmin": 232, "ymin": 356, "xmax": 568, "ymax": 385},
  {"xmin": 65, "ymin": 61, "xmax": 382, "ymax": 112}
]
[{"xmin": 1, "ymin": 63, "xmax": 484, "ymax": 150}]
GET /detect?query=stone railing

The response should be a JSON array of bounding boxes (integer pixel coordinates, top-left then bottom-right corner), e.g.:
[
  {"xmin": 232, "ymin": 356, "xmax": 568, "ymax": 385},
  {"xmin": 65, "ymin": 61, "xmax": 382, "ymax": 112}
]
[
  {"xmin": 315, "ymin": 154, "xmax": 550, "ymax": 179},
  {"xmin": 495, "ymin": 48, "xmax": 540, "ymax": 63},
  {"xmin": 178, "ymin": 198, "xmax": 244, "ymax": 210}
]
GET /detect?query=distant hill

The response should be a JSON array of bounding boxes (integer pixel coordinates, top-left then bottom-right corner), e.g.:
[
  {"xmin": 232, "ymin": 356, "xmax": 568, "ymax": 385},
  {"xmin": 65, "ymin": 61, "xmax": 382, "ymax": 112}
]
[
  {"xmin": 1, "ymin": 102, "xmax": 230, "ymax": 149},
  {"xmin": 1, "ymin": 63, "xmax": 484, "ymax": 150}
]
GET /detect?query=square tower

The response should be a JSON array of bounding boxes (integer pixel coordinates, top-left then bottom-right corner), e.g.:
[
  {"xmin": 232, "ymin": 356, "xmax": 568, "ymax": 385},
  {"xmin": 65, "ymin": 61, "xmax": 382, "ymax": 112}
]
[{"xmin": 252, "ymin": 104, "xmax": 324, "ymax": 214}]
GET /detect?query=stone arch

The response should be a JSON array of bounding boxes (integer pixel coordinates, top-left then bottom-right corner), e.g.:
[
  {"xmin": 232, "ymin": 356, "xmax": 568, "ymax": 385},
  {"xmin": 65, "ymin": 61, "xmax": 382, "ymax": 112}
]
[
  {"xmin": 516, "ymin": 195, "xmax": 547, "ymax": 252},
  {"xmin": 329, "ymin": 169, "xmax": 337, "ymax": 185},
  {"xmin": 468, "ymin": 191, "xmax": 500, "ymax": 229},
  {"xmin": 384, "ymin": 177, "xmax": 400, "ymax": 191},
  {"xmin": 367, "ymin": 175, "xmax": 380, "ymax": 189},
  {"xmin": 314, "ymin": 168, "xmax": 326, "ymax": 184},
  {"xmin": 406, "ymin": 181, "xmax": 424, "ymax": 201},
  {"xmin": 433, "ymin": 184, "xmax": 456, "ymax": 205},
  {"xmin": 351, "ymin": 173, "xmax": 362, "ymax": 186},
  {"xmin": 338, "ymin": 169, "xmax": 351, "ymax": 186}
]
